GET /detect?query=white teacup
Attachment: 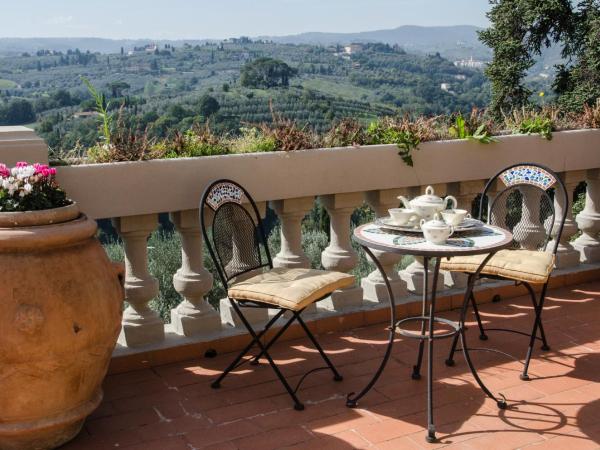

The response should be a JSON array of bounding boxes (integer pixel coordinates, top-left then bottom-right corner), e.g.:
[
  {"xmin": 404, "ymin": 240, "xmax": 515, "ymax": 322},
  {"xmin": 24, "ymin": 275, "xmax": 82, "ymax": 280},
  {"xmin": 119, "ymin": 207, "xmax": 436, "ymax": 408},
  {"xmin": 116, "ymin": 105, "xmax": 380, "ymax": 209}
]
[
  {"xmin": 440, "ymin": 209, "xmax": 471, "ymax": 226},
  {"xmin": 388, "ymin": 208, "xmax": 416, "ymax": 226}
]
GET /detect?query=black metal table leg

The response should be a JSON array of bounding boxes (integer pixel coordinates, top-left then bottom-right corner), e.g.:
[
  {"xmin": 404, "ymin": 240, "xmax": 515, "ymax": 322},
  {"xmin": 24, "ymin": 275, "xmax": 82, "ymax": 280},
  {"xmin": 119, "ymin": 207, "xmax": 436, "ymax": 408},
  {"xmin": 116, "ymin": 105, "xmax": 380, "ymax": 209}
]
[
  {"xmin": 412, "ymin": 256, "xmax": 429, "ymax": 380},
  {"xmin": 346, "ymin": 245, "xmax": 397, "ymax": 407},
  {"xmin": 426, "ymin": 258, "xmax": 442, "ymax": 443}
]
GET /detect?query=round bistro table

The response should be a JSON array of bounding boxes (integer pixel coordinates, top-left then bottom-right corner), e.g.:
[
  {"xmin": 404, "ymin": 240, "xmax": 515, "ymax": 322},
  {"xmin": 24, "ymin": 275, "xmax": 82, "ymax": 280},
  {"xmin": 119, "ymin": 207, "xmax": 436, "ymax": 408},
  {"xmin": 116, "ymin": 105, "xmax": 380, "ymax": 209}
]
[{"xmin": 347, "ymin": 222, "xmax": 514, "ymax": 443}]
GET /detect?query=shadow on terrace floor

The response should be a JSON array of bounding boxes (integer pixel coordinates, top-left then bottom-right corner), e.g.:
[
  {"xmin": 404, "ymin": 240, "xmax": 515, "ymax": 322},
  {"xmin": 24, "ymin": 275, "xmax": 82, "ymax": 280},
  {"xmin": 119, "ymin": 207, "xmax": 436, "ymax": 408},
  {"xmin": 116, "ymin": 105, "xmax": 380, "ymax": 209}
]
[{"xmin": 61, "ymin": 281, "xmax": 600, "ymax": 449}]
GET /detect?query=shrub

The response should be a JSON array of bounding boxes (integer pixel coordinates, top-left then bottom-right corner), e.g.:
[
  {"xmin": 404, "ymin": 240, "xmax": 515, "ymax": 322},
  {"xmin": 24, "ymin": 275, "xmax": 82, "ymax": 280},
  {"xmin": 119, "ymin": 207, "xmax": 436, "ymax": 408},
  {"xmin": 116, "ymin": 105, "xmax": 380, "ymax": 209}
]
[
  {"xmin": 229, "ymin": 127, "xmax": 277, "ymax": 153},
  {"xmin": 581, "ymin": 99, "xmax": 600, "ymax": 128},
  {"xmin": 365, "ymin": 117, "xmax": 422, "ymax": 166},
  {"xmin": 323, "ymin": 118, "xmax": 368, "ymax": 148},
  {"xmin": 504, "ymin": 107, "xmax": 555, "ymax": 140},
  {"xmin": 256, "ymin": 104, "xmax": 318, "ymax": 151},
  {"xmin": 447, "ymin": 109, "xmax": 498, "ymax": 143},
  {"xmin": 156, "ymin": 125, "xmax": 228, "ymax": 158}
]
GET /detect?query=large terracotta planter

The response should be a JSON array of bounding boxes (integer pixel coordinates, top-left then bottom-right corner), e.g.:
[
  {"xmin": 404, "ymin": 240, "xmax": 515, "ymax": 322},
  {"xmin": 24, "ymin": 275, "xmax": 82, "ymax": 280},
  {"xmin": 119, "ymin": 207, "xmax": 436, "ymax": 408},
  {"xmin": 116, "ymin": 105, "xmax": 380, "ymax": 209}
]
[{"xmin": 0, "ymin": 203, "xmax": 124, "ymax": 450}]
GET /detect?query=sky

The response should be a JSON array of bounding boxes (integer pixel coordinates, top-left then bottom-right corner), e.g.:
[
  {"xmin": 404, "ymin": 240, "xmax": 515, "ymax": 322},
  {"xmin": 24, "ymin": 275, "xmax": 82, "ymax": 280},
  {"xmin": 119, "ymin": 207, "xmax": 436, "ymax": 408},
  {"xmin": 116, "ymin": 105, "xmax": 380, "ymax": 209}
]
[{"xmin": 0, "ymin": 0, "xmax": 491, "ymax": 40}]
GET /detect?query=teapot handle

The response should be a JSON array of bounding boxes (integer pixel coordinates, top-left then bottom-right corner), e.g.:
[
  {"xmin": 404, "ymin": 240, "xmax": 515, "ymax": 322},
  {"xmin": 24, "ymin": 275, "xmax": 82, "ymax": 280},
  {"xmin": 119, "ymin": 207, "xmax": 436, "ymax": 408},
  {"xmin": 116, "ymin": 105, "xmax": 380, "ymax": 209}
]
[
  {"xmin": 398, "ymin": 195, "xmax": 411, "ymax": 209},
  {"xmin": 444, "ymin": 195, "xmax": 458, "ymax": 210}
]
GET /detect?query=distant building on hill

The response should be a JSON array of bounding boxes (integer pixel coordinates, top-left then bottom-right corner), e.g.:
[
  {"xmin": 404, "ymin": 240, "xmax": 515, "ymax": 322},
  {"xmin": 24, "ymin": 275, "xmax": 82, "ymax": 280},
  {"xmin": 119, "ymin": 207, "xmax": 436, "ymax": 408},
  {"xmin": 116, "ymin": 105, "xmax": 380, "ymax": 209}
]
[
  {"xmin": 344, "ymin": 43, "xmax": 364, "ymax": 55},
  {"xmin": 454, "ymin": 56, "xmax": 486, "ymax": 69},
  {"xmin": 72, "ymin": 111, "xmax": 99, "ymax": 119}
]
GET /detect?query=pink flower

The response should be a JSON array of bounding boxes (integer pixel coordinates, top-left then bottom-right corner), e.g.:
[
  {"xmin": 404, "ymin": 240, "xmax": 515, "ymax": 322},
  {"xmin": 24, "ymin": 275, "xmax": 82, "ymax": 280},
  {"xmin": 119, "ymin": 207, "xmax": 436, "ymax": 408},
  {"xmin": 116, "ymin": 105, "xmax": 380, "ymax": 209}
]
[
  {"xmin": 0, "ymin": 164, "xmax": 9, "ymax": 178},
  {"xmin": 49, "ymin": 168, "xmax": 57, "ymax": 176},
  {"xmin": 15, "ymin": 161, "xmax": 28, "ymax": 168}
]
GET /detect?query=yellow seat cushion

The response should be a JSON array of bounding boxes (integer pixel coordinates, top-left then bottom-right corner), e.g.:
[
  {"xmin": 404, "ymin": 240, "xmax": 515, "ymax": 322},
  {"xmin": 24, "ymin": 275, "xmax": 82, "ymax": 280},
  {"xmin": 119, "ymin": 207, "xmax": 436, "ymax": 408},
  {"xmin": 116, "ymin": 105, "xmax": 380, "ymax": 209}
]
[
  {"xmin": 227, "ymin": 268, "xmax": 355, "ymax": 311},
  {"xmin": 440, "ymin": 249, "xmax": 555, "ymax": 284}
]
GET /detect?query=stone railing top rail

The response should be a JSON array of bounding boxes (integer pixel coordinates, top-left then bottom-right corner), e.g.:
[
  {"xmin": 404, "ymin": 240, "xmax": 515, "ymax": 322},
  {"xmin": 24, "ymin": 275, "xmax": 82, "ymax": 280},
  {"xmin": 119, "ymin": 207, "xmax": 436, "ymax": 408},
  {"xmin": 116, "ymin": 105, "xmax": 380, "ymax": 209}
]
[{"xmin": 36, "ymin": 128, "xmax": 600, "ymax": 219}]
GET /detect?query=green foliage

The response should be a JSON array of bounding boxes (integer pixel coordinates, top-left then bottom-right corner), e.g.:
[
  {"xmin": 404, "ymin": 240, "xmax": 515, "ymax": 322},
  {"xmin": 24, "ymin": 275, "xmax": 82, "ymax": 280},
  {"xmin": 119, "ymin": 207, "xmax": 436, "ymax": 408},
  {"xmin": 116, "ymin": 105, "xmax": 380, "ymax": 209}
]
[
  {"xmin": 482, "ymin": 0, "xmax": 600, "ymax": 114},
  {"xmin": 229, "ymin": 127, "xmax": 277, "ymax": 153},
  {"xmin": 240, "ymin": 57, "xmax": 298, "ymax": 89},
  {"xmin": 448, "ymin": 114, "xmax": 497, "ymax": 144},
  {"xmin": 573, "ymin": 191, "xmax": 586, "ymax": 218},
  {"xmin": 505, "ymin": 107, "xmax": 555, "ymax": 140},
  {"xmin": 81, "ymin": 76, "xmax": 113, "ymax": 143},
  {"xmin": 159, "ymin": 127, "xmax": 228, "ymax": 158},
  {"xmin": 322, "ymin": 118, "xmax": 368, "ymax": 147},
  {"xmin": 517, "ymin": 116, "xmax": 554, "ymax": 140},
  {"xmin": 0, "ymin": 99, "xmax": 36, "ymax": 125},
  {"xmin": 197, "ymin": 94, "xmax": 220, "ymax": 117},
  {"xmin": 366, "ymin": 119, "xmax": 421, "ymax": 166}
]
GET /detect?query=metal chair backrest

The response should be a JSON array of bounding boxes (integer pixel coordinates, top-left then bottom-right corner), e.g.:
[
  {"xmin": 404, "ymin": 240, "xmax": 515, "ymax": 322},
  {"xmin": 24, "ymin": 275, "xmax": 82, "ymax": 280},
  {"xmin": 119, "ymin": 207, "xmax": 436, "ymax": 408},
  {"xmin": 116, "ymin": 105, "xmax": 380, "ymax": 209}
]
[
  {"xmin": 478, "ymin": 163, "xmax": 568, "ymax": 254},
  {"xmin": 200, "ymin": 179, "xmax": 272, "ymax": 290}
]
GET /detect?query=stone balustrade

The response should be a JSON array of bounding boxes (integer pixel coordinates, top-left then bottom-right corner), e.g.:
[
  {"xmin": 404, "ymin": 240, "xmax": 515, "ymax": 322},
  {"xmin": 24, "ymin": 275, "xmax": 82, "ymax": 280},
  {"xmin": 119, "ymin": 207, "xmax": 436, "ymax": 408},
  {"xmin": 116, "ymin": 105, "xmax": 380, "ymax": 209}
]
[{"xmin": 2, "ymin": 127, "xmax": 600, "ymax": 358}]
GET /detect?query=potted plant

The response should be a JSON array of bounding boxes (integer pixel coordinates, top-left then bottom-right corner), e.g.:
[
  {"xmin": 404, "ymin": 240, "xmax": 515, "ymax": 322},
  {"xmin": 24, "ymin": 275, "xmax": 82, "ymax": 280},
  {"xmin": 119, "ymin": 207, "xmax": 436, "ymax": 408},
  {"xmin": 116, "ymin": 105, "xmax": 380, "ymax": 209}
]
[{"xmin": 0, "ymin": 162, "xmax": 124, "ymax": 450}]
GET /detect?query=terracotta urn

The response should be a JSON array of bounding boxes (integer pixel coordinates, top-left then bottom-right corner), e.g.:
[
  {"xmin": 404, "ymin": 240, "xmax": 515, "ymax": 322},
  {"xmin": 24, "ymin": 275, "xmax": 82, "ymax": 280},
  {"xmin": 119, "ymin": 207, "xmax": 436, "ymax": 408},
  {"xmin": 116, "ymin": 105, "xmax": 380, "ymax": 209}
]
[{"xmin": 0, "ymin": 203, "xmax": 124, "ymax": 450}]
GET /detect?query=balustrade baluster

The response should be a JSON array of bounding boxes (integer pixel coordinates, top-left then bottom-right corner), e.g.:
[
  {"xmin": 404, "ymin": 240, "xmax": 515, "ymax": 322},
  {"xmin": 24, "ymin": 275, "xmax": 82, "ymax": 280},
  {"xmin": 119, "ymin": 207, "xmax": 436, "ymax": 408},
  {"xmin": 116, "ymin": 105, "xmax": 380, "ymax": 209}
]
[
  {"xmin": 320, "ymin": 193, "xmax": 364, "ymax": 310},
  {"xmin": 574, "ymin": 169, "xmax": 600, "ymax": 262},
  {"xmin": 170, "ymin": 209, "xmax": 221, "ymax": 336},
  {"xmin": 362, "ymin": 189, "xmax": 408, "ymax": 303},
  {"xmin": 113, "ymin": 214, "xmax": 164, "ymax": 347}
]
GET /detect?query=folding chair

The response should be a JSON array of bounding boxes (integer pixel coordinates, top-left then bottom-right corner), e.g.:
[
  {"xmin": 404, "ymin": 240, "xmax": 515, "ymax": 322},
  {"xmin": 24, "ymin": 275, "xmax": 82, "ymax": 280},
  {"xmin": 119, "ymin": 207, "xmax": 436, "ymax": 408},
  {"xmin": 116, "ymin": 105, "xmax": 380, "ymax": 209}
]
[
  {"xmin": 200, "ymin": 179, "xmax": 355, "ymax": 410},
  {"xmin": 441, "ymin": 163, "xmax": 568, "ymax": 380}
]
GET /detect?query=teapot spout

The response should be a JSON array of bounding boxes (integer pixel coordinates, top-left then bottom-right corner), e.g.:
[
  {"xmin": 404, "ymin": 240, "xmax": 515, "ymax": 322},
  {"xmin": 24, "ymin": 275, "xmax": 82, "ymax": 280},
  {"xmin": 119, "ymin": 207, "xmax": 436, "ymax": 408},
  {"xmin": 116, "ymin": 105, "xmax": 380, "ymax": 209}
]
[{"xmin": 397, "ymin": 196, "xmax": 411, "ymax": 209}]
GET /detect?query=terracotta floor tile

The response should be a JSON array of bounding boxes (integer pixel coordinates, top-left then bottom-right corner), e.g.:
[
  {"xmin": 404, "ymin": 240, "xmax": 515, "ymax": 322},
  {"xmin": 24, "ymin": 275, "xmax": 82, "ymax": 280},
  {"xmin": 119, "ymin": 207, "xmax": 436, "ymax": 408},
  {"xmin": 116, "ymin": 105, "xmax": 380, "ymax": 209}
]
[{"xmin": 56, "ymin": 280, "xmax": 600, "ymax": 449}]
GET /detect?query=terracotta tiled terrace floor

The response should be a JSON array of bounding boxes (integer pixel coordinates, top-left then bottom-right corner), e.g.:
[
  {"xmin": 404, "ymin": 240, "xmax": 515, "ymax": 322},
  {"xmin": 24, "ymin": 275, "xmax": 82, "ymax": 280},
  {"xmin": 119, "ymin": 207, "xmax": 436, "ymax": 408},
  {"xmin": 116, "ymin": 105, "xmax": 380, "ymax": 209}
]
[{"xmin": 63, "ymin": 280, "xmax": 600, "ymax": 450}]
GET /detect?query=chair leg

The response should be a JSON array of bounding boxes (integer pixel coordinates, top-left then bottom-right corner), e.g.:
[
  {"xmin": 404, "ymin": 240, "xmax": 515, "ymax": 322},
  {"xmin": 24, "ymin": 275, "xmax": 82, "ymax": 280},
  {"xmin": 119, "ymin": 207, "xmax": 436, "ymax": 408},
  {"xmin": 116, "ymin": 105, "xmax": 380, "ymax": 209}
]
[
  {"xmin": 523, "ymin": 282, "xmax": 550, "ymax": 351},
  {"xmin": 230, "ymin": 301, "xmax": 305, "ymax": 410},
  {"xmin": 212, "ymin": 307, "xmax": 285, "ymax": 389},
  {"xmin": 296, "ymin": 313, "xmax": 343, "ymax": 381},
  {"xmin": 250, "ymin": 311, "xmax": 299, "ymax": 364},
  {"xmin": 470, "ymin": 292, "xmax": 488, "ymax": 341},
  {"xmin": 521, "ymin": 283, "xmax": 549, "ymax": 381}
]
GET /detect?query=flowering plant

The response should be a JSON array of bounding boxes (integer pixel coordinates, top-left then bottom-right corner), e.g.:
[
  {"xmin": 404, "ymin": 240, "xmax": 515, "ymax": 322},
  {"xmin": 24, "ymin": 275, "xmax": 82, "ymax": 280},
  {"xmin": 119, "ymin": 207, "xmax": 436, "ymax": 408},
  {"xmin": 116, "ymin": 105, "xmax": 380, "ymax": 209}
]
[{"xmin": 0, "ymin": 162, "xmax": 71, "ymax": 212}]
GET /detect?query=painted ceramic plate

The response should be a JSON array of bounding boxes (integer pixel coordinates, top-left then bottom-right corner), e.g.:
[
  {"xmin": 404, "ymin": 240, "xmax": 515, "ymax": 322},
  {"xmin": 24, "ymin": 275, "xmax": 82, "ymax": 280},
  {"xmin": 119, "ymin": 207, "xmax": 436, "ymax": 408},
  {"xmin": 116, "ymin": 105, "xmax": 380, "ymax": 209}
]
[{"xmin": 375, "ymin": 217, "xmax": 485, "ymax": 233}]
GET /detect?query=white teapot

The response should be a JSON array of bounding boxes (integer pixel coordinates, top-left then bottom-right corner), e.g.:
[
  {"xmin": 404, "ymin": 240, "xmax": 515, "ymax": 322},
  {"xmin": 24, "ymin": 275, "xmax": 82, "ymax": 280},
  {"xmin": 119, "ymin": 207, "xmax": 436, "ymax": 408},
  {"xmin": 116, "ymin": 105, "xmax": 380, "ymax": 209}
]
[
  {"xmin": 420, "ymin": 214, "xmax": 454, "ymax": 245},
  {"xmin": 398, "ymin": 186, "xmax": 457, "ymax": 221}
]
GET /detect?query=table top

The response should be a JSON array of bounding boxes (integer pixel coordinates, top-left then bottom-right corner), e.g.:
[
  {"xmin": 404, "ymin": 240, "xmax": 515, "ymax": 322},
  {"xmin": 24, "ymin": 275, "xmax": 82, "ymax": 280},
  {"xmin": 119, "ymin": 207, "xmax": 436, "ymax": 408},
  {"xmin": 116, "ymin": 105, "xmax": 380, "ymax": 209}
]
[{"xmin": 353, "ymin": 222, "xmax": 514, "ymax": 257}]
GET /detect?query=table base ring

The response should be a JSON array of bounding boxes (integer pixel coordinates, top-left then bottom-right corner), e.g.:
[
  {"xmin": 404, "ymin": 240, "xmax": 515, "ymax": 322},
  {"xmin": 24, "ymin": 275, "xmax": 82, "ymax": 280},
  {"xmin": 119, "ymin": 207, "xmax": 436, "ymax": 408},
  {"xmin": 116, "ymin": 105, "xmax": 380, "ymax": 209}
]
[{"xmin": 395, "ymin": 316, "xmax": 460, "ymax": 340}]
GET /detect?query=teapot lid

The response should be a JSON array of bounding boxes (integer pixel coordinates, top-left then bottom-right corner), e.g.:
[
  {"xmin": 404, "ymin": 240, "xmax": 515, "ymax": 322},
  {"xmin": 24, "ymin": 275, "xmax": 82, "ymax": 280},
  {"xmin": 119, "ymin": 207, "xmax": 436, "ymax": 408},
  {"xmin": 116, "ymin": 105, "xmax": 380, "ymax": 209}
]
[
  {"xmin": 422, "ymin": 213, "xmax": 449, "ymax": 229},
  {"xmin": 413, "ymin": 185, "xmax": 444, "ymax": 205}
]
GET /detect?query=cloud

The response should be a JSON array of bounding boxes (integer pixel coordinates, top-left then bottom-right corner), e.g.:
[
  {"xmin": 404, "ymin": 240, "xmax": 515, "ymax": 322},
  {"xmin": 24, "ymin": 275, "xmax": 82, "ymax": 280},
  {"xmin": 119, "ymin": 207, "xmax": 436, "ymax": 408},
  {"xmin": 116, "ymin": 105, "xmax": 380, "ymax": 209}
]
[{"xmin": 45, "ymin": 15, "xmax": 74, "ymax": 25}]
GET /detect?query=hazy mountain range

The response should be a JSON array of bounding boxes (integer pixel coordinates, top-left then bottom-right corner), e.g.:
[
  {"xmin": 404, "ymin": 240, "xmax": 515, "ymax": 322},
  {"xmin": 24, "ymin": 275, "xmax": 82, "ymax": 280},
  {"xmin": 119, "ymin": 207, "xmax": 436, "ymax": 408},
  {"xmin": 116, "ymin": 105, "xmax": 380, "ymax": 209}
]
[{"xmin": 0, "ymin": 25, "xmax": 490, "ymax": 60}]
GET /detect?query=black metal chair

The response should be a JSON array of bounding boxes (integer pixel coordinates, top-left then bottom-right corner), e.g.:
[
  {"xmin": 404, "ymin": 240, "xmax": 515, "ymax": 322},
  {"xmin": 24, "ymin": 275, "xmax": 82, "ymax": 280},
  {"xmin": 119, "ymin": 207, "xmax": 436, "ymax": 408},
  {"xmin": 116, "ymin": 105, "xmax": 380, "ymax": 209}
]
[
  {"xmin": 441, "ymin": 163, "xmax": 568, "ymax": 381},
  {"xmin": 200, "ymin": 179, "xmax": 354, "ymax": 410}
]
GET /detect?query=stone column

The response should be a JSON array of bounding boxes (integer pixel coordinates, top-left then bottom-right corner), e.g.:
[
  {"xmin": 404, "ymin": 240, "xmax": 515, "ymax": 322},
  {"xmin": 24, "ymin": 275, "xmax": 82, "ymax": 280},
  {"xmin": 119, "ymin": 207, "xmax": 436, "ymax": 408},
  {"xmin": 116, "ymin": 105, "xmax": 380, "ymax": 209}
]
[
  {"xmin": 362, "ymin": 189, "xmax": 408, "ymax": 304},
  {"xmin": 170, "ymin": 209, "xmax": 221, "ymax": 336},
  {"xmin": 514, "ymin": 187, "xmax": 546, "ymax": 250},
  {"xmin": 113, "ymin": 214, "xmax": 164, "ymax": 347},
  {"xmin": 548, "ymin": 172, "xmax": 583, "ymax": 268},
  {"xmin": 271, "ymin": 197, "xmax": 317, "ymax": 314},
  {"xmin": 320, "ymin": 192, "xmax": 364, "ymax": 310},
  {"xmin": 219, "ymin": 201, "xmax": 271, "ymax": 327},
  {"xmin": 487, "ymin": 179, "xmax": 507, "ymax": 229},
  {"xmin": 444, "ymin": 180, "xmax": 485, "ymax": 288},
  {"xmin": 399, "ymin": 186, "xmax": 444, "ymax": 294},
  {"xmin": 272, "ymin": 197, "xmax": 313, "ymax": 268},
  {"xmin": 574, "ymin": 169, "xmax": 600, "ymax": 263}
]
